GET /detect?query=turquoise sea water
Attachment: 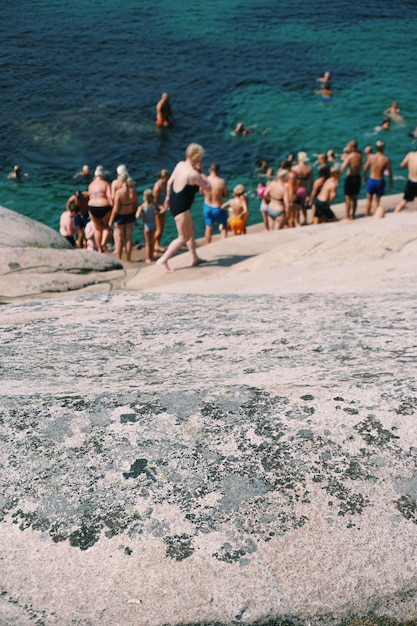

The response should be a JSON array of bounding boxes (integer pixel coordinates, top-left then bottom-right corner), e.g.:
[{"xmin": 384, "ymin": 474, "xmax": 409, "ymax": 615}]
[{"xmin": 1, "ymin": 0, "xmax": 417, "ymax": 243}]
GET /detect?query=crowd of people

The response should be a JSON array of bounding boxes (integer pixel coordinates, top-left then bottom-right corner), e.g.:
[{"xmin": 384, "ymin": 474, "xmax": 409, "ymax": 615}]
[
  {"xmin": 61, "ymin": 164, "xmax": 172, "ymax": 264},
  {"xmin": 7, "ymin": 89, "xmax": 417, "ymax": 273},
  {"xmin": 57, "ymin": 129, "xmax": 417, "ymax": 272},
  {"xmin": 254, "ymin": 129, "xmax": 417, "ymax": 230}
]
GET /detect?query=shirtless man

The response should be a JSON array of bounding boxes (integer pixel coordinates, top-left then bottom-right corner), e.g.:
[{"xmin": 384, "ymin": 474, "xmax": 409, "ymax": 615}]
[
  {"xmin": 311, "ymin": 167, "xmax": 340, "ymax": 224},
  {"xmin": 155, "ymin": 92, "xmax": 173, "ymax": 127},
  {"xmin": 340, "ymin": 140, "xmax": 363, "ymax": 219},
  {"xmin": 395, "ymin": 150, "xmax": 417, "ymax": 212},
  {"xmin": 201, "ymin": 162, "xmax": 229, "ymax": 243},
  {"xmin": 363, "ymin": 140, "xmax": 392, "ymax": 216}
]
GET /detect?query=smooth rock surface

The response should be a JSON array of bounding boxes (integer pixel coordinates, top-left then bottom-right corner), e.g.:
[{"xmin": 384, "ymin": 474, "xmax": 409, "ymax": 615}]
[
  {"xmin": 0, "ymin": 205, "xmax": 72, "ymax": 249},
  {"xmin": 0, "ymin": 246, "xmax": 125, "ymax": 299},
  {"xmin": 1, "ymin": 198, "xmax": 417, "ymax": 625},
  {"xmin": 125, "ymin": 200, "xmax": 417, "ymax": 296},
  {"xmin": 1, "ymin": 292, "xmax": 417, "ymax": 625}
]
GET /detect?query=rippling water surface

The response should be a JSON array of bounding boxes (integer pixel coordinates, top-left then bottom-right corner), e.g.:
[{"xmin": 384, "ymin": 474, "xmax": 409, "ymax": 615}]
[{"xmin": 1, "ymin": 0, "xmax": 417, "ymax": 241}]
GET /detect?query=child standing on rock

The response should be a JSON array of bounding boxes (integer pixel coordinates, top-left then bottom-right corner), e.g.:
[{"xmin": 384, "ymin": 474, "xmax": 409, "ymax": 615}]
[
  {"xmin": 222, "ymin": 184, "xmax": 248, "ymax": 235},
  {"xmin": 136, "ymin": 189, "xmax": 157, "ymax": 263}
]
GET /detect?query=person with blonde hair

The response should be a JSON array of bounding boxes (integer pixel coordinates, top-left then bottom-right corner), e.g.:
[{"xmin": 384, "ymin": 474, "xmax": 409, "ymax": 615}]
[
  {"xmin": 136, "ymin": 189, "xmax": 157, "ymax": 263},
  {"xmin": 156, "ymin": 143, "xmax": 211, "ymax": 273},
  {"xmin": 87, "ymin": 165, "xmax": 113, "ymax": 253},
  {"xmin": 291, "ymin": 151, "xmax": 312, "ymax": 225},
  {"xmin": 263, "ymin": 169, "xmax": 290, "ymax": 230},
  {"xmin": 108, "ymin": 174, "xmax": 137, "ymax": 262},
  {"xmin": 222, "ymin": 184, "xmax": 248, "ymax": 235}
]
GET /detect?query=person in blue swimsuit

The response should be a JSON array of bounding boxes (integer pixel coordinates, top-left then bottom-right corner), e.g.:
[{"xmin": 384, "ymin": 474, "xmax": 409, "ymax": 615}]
[
  {"xmin": 156, "ymin": 143, "xmax": 211, "ymax": 273},
  {"xmin": 201, "ymin": 162, "xmax": 229, "ymax": 243},
  {"xmin": 363, "ymin": 140, "xmax": 392, "ymax": 216}
]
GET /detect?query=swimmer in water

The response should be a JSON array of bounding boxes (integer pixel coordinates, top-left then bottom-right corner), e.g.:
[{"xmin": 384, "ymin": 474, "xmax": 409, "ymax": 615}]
[
  {"xmin": 316, "ymin": 86, "xmax": 333, "ymax": 103},
  {"xmin": 383, "ymin": 101, "xmax": 403, "ymax": 124},
  {"xmin": 316, "ymin": 71, "xmax": 332, "ymax": 90}
]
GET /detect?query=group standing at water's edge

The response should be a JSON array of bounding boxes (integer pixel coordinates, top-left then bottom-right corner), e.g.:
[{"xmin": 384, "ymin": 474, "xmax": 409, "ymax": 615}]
[
  {"xmin": 11, "ymin": 74, "xmax": 416, "ymax": 262},
  {"xmin": 51, "ymin": 131, "xmax": 415, "ymax": 268}
]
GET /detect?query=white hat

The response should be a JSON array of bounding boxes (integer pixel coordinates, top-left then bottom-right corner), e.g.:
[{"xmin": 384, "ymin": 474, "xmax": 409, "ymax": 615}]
[
  {"xmin": 298, "ymin": 151, "xmax": 309, "ymax": 162},
  {"xmin": 117, "ymin": 164, "xmax": 128, "ymax": 176}
]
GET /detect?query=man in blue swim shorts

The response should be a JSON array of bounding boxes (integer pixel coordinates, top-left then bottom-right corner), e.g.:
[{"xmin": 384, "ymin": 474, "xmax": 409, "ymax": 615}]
[
  {"xmin": 201, "ymin": 162, "xmax": 229, "ymax": 243},
  {"xmin": 363, "ymin": 140, "xmax": 392, "ymax": 216}
]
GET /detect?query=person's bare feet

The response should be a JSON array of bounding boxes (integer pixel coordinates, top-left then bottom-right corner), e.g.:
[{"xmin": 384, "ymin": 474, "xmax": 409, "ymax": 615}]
[
  {"xmin": 191, "ymin": 257, "xmax": 206, "ymax": 267},
  {"xmin": 156, "ymin": 258, "xmax": 174, "ymax": 273}
]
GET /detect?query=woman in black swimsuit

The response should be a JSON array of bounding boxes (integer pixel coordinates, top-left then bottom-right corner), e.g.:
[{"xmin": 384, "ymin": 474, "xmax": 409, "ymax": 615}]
[
  {"xmin": 156, "ymin": 143, "xmax": 211, "ymax": 273},
  {"xmin": 87, "ymin": 165, "xmax": 113, "ymax": 252}
]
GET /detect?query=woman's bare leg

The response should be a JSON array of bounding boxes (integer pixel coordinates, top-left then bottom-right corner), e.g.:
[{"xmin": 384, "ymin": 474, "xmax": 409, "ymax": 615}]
[
  {"xmin": 113, "ymin": 226, "xmax": 124, "ymax": 260},
  {"xmin": 154, "ymin": 212, "xmax": 166, "ymax": 252},
  {"xmin": 125, "ymin": 223, "xmax": 134, "ymax": 261},
  {"xmin": 156, "ymin": 211, "xmax": 195, "ymax": 272}
]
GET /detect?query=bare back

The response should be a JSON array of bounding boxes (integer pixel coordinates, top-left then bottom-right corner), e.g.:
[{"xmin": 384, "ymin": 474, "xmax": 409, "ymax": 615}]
[
  {"xmin": 366, "ymin": 153, "xmax": 390, "ymax": 180},
  {"xmin": 344, "ymin": 150, "xmax": 363, "ymax": 175},
  {"xmin": 203, "ymin": 173, "xmax": 228, "ymax": 207},
  {"xmin": 402, "ymin": 151, "xmax": 417, "ymax": 180},
  {"xmin": 317, "ymin": 177, "xmax": 338, "ymax": 203},
  {"xmin": 228, "ymin": 196, "xmax": 246, "ymax": 218},
  {"xmin": 88, "ymin": 178, "xmax": 112, "ymax": 207},
  {"xmin": 114, "ymin": 184, "xmax": 138, "ymax": 215}
]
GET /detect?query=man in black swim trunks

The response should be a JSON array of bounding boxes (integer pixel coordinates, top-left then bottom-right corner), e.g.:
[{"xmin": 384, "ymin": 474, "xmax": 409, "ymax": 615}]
[
  {"xmin": 395, "ymin": 149, "xmax": 417, "ymax": 213},
  {"xmin": 340, "ymin": 140, "xmax": 363, "ymax": 220}
]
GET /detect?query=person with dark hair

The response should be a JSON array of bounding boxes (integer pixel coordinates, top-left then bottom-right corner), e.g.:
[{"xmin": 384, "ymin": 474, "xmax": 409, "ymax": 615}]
[
  {"xmin": 153, "ymin": 169, "xmax": 170, "ymax": 253},
  {"xmin": 66, "ymin": 189, "xmax": 89, "ymax": 248},
  {"xmin": 395, "ymin": 150, "xmax": 417, "ymax": 213},
  {"xmin": 311, "ymin": 168, "xmax": 340, "ymax": 224},
  {"xmin": 340, "ymin": 140, "xmax": 363, "ymax": 220}
]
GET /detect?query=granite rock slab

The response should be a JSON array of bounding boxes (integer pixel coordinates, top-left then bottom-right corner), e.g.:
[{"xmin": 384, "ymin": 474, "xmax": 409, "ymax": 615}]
[
  {"xmin": 0, "ymin": 247, "xmax": 124, "ymax": 299},
  {"xmin": 0, "ymin": 290, "xmax": 416, "ymax": 625},
  {"xmin": 0, "ymin": 206, "xmax": 71, "ymax": 249}
]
